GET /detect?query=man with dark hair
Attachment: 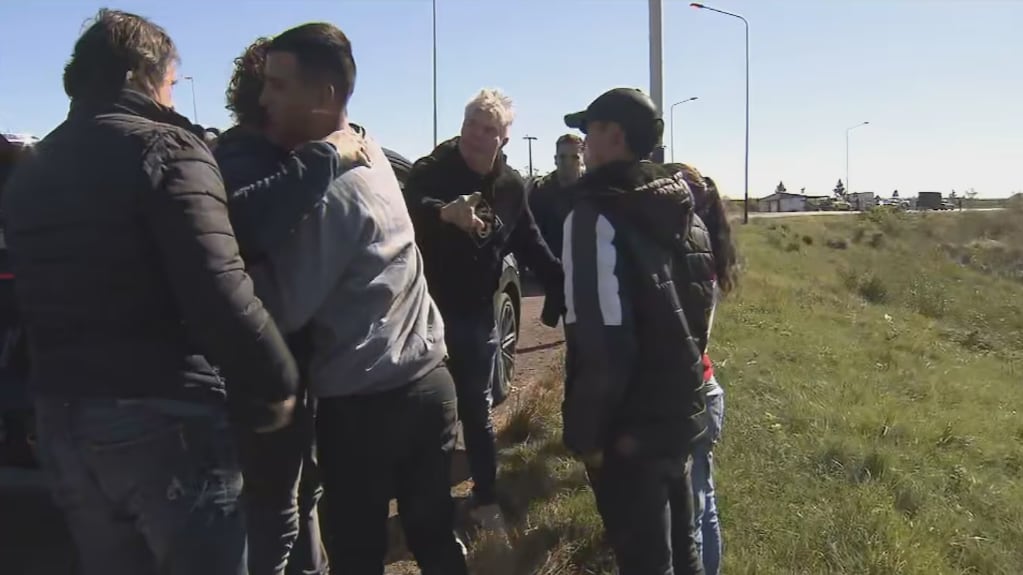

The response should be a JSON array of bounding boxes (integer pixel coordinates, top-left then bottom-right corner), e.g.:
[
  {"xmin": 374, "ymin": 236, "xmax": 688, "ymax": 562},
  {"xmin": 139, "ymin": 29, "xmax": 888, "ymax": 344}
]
[
  {"xmin": 560, "ymin": 88, "xmax": 716, "ymax": 575},
  {"xmin": 2, "ymin": 9, "xmax": 299, "ymax": 575},
  {"xmin": 528, "ymin": 132, "xmax": 584, "ymax": 260},
  {"xmin": 211, "ymin": 35, "xmax": 369, "ymax": 575},
  {"xmin": 247, "ymin": 23, "xmax": 468, "ymax": 574}
]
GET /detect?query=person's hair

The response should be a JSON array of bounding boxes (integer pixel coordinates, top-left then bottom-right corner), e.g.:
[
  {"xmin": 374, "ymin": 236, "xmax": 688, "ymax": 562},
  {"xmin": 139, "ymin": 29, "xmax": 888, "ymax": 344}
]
[
  {"xmin": 267, "ymin": 23, "xmax": 357, "ymax": 107},
  {"xmin": 627, "ymin": 119, "xmax": 663, "ymax": 159},
  {"xmin": 226, "ymin": 37, "xmax": 271, "ymax": 128},
  {"xmin": 700, "ymin": 176, "xmax": 739, "ymax": 295},
  {"xmin": 63, "ymin": 9, "xmax": 178, "ymax": 102},
  {"xmin": 555, "ymin": 133, "xmax": 583, "ymax": 149},
  {"xmin": 464, "ymin": 89, "xmax": 515, "ymax": 136}
]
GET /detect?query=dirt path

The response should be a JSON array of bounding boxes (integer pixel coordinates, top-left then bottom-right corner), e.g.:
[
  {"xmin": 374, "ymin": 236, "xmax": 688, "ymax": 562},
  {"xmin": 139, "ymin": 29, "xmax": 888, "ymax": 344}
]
[
  {"xmin": 505, "ymin": 293, "xmax": 565, "ymax": 399},
  {"xmin": 384, "ymin": 293, "xmax": 565, "ymax": 574}
]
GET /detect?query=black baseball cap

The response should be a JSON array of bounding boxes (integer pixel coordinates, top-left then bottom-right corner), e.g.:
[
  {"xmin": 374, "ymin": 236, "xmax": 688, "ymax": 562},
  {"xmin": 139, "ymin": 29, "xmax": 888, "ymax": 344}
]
[{"xmin": 564, "ymin": 87, "xmax": 664, "ymax": 156}]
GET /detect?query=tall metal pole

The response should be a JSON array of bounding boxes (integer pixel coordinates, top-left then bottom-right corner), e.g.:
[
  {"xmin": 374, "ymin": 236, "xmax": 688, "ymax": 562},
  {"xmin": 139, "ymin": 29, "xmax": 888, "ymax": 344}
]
[
  {"xmin": 649, "ymin": 0, "xmax": 664, "ymax": 163},
  {"xmin": 184, "ymin": 76, "xmax": 198, "ymax": 124},
  {"xmin": 432, "ymin": 0, "xmax": 438, "ymax": 147},
  {"xmin": 523, "ymin": 135, "xmax": 537, "ymax": 177},
  {"xmin": 742, "ymin": 19, "xmax": 749, "ymax": 223},
  {"xmin": 846, "ymin": 121, "xmax": 870, "ymax": 198},
  {"xmin": 690, "ymin": 3, "xmax": 749, "ymax": 223},
  {"xmin": 669, "ymin": 96, "xmax": 698, "ymax": 163}
]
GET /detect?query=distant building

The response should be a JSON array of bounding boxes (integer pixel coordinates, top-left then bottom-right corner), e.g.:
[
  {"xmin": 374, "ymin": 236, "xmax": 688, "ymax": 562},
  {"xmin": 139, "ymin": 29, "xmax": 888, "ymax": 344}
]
[
  {"xmin": 758, "ymin": 191, "xmax": 828, "ymax": 212},
  {"xmin": 847, "ymin": 191, "xmax": 876, "ymax": 211}
]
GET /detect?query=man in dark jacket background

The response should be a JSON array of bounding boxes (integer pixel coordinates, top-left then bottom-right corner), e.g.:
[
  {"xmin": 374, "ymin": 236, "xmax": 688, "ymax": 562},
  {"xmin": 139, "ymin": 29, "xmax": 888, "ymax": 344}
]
[
  {"xmin": 405, "ymin": 88, "xmax": 564, "ymax": 531},
  {"xmin": 528, "ymin": 133, "xmax": 585, "ymax": 260},
  {"xmin": 560, "ymin": 87, "xmax": 716, "ymax": 575},
  {"xmin": 1, "ymin": 10, "xmax": 298, "ymax": 575}
]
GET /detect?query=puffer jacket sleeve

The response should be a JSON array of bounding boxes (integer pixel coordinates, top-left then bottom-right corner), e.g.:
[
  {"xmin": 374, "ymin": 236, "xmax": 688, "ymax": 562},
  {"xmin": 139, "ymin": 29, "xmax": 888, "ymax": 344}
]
[{"xmin": 139, "ymin": 128, "xmax": 299, "ymax": 423}]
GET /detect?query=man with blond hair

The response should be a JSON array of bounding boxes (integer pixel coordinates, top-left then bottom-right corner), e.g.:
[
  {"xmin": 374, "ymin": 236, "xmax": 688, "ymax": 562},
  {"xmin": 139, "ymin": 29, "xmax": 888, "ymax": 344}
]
[{"xmin": 406, "ymin": 89, "xmax": 564, "ymax": 531}]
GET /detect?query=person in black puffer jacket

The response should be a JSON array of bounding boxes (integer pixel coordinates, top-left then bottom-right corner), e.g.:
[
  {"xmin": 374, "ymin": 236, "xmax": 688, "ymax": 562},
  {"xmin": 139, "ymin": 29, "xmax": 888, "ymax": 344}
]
[
  {"xmin": 560, "ymin": 87, "xmax": 716, "ymax": 575},
  {"xmin": 405, "ymin": 89, "xmax": 563, "ymax": 533},
  {"xmin": 1, "ymin": 10, "xmax": 297, "ymax": 575}
]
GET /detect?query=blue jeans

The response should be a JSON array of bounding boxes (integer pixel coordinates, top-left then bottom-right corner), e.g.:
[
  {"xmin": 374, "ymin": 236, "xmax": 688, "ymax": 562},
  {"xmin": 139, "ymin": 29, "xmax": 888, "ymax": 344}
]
[
  {"xmin": 34, "ymin": 397, "xmax": 246, "ymax": 575},
  {"xmin": 691, "ymin": 393, "xmax": 724, "ymax": 575},
  {"xmin": 443, "ymin": 312, "xmax": 500, "ymax": 505}
]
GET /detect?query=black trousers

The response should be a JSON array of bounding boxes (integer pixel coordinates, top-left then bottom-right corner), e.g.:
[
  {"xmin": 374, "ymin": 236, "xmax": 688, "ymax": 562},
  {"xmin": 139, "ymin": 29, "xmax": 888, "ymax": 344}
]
[
  {"xmin": 316, "ymin": 365, "xmax": 468, "ymax": 575},
  {"xmin": 236, "ymin": 392, "xmax": 327, "ymax": 575},
  {"xmin": 589, "ymin": 454, "xmax": 705, "ymax": 575}
]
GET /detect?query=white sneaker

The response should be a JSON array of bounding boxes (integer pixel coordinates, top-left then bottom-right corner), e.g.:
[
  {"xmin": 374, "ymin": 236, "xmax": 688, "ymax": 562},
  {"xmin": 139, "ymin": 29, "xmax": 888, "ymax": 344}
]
[{"xmin": 453, "ymin": 532, "xmax": 469, "ymax": 557}]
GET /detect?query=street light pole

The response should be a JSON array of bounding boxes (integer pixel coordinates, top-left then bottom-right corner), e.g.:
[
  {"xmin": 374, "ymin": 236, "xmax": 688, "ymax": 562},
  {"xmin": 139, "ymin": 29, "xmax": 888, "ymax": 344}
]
[
  {"xmin": 690, "ymin": 3, "xmax": 749, "ymax": 223},
  {"xmin": 432, "ymin": 0, "xmax": 438, "ymax": 147},
  {"xmin": 649, "ymin": 0, "xmax": 665, "ymax": 163},
  {"xmin": 846, "ymin": 121, "xmax": 870, "ymax": 198},
  {"xmin": 669, "ymin": 96, "xmax": 699, "ymax": 163},
  {"xmin": 523, "ymin": 135, "xmax": 538, "ymax": 177},
  {"xmin": 183, "ymin": 76, "xmax": 198, "ymax": 124}
]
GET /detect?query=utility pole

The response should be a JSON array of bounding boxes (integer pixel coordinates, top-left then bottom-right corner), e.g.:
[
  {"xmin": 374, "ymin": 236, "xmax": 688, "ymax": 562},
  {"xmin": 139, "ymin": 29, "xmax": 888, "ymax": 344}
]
[
  {"xmin": 648, "ymin": 0, "xmax": 664, "ymax": 163},
  {"xmin": 432, "ymin": 0, "xmax": 438, "ymax": 147},
  {"xmin": 183, "ymin": 76, "xmax": 198, "ymax": 124},
  {"xmin": 523, "ymin": 135, "xmax": 537, "ymax": 177}
]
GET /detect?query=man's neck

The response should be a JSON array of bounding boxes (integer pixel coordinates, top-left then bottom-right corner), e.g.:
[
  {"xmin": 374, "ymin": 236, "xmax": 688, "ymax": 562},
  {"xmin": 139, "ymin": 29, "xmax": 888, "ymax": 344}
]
[
  {"xmin": 557, "ymin": 171, "xmax": 581, "ymax": 187},
  {"xmin": 307, "ymin": 112, "xmax": 349, "ymax": 143},
  {"xmin": 465, "ymin": 155, "xmax": 497, "ymax": 177}
]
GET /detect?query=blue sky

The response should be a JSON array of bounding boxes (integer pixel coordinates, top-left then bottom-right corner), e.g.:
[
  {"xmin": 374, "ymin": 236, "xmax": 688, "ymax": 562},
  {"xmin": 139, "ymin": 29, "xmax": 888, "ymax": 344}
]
[{"xmin": 1, "ymin": 0, "xmax": 1020, "ymax": 198}]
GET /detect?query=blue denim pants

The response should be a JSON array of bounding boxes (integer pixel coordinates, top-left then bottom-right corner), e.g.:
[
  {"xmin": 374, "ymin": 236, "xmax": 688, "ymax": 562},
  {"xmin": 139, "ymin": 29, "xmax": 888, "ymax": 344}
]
[
  {"xmin": 443, "ymin": 312, "xmax": 500, "ymax": 505},
  {"xmin": 691, "ymin": 392, "xmax": 725, "ymax": 575},
  {"xmin": 34, "ymin": 397, "xmax": 246, "ymax": 575}
]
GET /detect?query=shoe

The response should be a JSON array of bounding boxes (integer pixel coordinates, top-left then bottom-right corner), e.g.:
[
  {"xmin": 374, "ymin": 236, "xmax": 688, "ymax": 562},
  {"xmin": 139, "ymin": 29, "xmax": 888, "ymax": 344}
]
[
  {"xmin": 454, "ymin": 532, "xmax": 468, "ymax": 557},
  {"xmin": 469, "ymin": 503, "xmax": 508, "ymax": 533}
]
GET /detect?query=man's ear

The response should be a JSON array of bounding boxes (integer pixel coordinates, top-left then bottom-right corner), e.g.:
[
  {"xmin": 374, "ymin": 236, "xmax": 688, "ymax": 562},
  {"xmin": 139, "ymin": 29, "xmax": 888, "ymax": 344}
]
[{"xmin": 323, "ymin": 83, "xmax": 337, "ymax": 107}]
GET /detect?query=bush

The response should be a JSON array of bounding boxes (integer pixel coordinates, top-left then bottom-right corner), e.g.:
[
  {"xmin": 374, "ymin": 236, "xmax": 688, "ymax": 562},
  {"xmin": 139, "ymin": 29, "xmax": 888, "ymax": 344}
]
[
  {"xmin": 858, "ymin": 273, "xmax": 888, "ymax": 303},
  {"xmin": 868, "ymin": 232, "xmax": 886, "ymax": 249},
  {"xmin": 802, "ymin": 235, "xmax": 814, "ymax": 245},
  {"xmin": 827, "ymin": 238, "xmax": 849, "ymax": 250}
]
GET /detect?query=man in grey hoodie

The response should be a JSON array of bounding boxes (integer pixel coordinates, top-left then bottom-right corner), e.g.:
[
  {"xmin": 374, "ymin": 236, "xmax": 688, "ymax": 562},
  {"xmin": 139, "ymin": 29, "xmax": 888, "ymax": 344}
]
[{"xmin": 253, "ymin": 23, "xmax": 468, "ymax": 575}]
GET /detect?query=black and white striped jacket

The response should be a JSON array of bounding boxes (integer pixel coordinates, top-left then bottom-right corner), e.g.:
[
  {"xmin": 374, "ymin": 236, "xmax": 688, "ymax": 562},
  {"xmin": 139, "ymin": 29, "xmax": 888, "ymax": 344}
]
[{"xmin": 561, "ymin": 161, "xmax": 715, "ymax": 460}]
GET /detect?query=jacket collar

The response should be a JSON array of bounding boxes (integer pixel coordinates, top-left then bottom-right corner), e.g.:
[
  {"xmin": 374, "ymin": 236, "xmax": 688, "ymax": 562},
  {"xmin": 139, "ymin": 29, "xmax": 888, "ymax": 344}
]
[{"xmin": 69, "ymin": 89, "xmax": 203, "ymax": 137}]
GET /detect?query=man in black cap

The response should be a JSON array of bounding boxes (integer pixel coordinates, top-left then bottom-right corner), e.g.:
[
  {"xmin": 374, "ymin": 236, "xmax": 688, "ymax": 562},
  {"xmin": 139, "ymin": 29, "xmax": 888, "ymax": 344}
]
[{"xmin": 560, "ymin": 87, "xmax": 716, "ymax": 575}]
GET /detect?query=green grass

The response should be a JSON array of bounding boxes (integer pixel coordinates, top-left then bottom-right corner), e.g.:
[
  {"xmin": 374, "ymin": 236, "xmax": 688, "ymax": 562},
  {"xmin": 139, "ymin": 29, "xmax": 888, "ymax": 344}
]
[{"xmin": 481, "ymin": 205, "xmax": 1023, "ymax": 574}]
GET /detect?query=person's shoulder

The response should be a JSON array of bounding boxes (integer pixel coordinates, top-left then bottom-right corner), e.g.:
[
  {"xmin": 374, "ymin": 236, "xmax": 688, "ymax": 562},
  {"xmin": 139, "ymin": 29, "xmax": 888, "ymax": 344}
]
[
  {"xmin": 329, "ymin": 137, "xmax": 397, "ymax": 198},
  {"xmin": 498, "ymin": 163, "xmax": 526, "ymax": 193}
]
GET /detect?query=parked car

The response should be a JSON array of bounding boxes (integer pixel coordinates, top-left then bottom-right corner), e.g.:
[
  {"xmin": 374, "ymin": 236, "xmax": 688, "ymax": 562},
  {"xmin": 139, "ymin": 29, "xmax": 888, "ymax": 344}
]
[{"xmin": 385, "ymin": 148, "xmax": 522, "ymax": 406}]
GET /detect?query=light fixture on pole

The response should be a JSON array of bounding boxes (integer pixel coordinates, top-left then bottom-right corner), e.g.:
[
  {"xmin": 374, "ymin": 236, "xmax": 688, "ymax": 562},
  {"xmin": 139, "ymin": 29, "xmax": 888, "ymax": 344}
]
[
  {"xmin": 846, "ymin": 121, "xmax": 870, "ymax": 198},
  {"xmin": 690, "ymin": 2, "xmax": 749, "ymax": 224},
  {"xmin": 669, "ymin": 96, "xmax": 698, "ymax": 163},
  {"xmin": 183, "ymin": 76, "xmax": 198, "ymax": 124}
]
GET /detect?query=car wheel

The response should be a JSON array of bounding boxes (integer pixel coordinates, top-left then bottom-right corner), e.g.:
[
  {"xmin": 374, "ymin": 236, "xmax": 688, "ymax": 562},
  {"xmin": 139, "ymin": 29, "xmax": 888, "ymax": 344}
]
[{"xmin": 491, "ymin": 291, "xmax": 517, "ymax": 406}]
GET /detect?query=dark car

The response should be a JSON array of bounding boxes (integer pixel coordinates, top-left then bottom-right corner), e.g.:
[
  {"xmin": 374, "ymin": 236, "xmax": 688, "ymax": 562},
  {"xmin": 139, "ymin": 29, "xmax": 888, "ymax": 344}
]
[{"xmin": 384, "ymin": 148, "xmax": 521, "ymax": 406}]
